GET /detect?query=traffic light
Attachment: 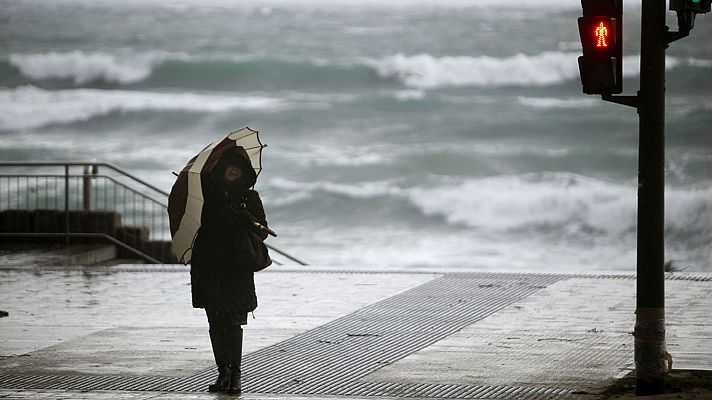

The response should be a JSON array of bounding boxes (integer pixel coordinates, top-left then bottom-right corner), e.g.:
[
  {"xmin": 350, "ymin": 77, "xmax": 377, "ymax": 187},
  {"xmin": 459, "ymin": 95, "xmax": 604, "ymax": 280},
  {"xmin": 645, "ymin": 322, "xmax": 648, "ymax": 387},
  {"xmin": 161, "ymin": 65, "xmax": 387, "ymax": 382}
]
[
  {"xmin": 671, "ymin": 0, "xmax": 711, "ymax": 14},
  {"xmin": 578, "ymin": 0, "xmax": 623, "ymax": 95},
  {"xmin": 670, "ymin": 0, "xmax": 711, "ymax": 32}
]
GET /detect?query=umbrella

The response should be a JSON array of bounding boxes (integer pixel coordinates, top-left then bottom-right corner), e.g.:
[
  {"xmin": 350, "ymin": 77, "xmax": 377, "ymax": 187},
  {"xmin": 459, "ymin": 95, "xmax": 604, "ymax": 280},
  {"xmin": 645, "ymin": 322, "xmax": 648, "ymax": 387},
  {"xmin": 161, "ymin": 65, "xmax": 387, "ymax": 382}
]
[{"xmin": 168, "ymin": 127, "xmax": 268, "ymax": 265}]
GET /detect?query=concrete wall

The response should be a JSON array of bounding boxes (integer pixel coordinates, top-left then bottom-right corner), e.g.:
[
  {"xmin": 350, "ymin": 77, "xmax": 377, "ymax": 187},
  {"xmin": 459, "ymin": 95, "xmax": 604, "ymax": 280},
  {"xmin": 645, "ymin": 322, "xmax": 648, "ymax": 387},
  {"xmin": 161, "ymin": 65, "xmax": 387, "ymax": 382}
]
[{"xmin": 0, "ymin": 209, "xmax": 176, "ymax": 263}]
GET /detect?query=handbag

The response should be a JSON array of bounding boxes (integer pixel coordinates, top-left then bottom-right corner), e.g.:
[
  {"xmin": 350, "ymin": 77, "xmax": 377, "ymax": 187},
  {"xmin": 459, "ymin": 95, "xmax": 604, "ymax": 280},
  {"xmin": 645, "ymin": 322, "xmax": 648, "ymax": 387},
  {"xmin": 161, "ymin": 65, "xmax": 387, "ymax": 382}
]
[
  {"xmin": 246, "ymin": 229, "xmax": 272, "ymax": 272},
  {"xmin": 233, "ymin": 193, "xmax": 272, "ymax": 272}
]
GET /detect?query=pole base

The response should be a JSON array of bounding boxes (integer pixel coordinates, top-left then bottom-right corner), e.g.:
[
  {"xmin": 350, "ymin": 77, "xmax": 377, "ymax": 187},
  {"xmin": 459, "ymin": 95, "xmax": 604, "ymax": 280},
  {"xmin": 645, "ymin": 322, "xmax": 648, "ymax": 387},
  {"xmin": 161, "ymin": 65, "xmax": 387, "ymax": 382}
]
[{"xmin": 635, "ymin": 378, "xmax": 665, "ymax": 396}]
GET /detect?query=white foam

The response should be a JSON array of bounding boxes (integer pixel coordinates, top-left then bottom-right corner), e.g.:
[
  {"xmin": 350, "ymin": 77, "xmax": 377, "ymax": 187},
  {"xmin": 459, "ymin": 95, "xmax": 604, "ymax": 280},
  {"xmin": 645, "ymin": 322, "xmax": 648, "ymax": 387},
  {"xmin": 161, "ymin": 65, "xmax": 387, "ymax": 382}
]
[
  {"xmin": 623, "ymin": 55, "xmax": 682, "ymax": 78},
  {"xmin": 0, "ymin": 86, "xmax": 284, "ymax": 131},
  {"xmin": 269, "ymin": 177, "xmax": 403, "ymax": 200},
  {"xmin": 666, "ymin": 184, "xmax": 712, "ymax": 234},
  {"xmin": 8, "ymin": 51, "xmax": 162, "ymax": 85},
  {"xmin": 393, "ymin": 89, "xmax": 426, "ymax": 101},
  {"xmin": 685, "ymin": 58, "xmax": 712, "ymax": 68},
  {"xmin": 372, "ymin": 52, "xmax": 581, "ymax": 88},
  {"xmin": 371, "ymin": 53, "xmax": 696, "ymax": 89},
  {"xmin": 406, "ymin": 173, "xmax": 638, "ymax": 235},
  {"xmin": 280, "ymin": 142, "xmax": 398, "ymax": 168},
  {"xmin": 517, "ymin": 96, "xmax": 599, "ymax": 109},
  {"xmin": 9, "ymin": 50, "xmax": 698, "ymax": 91},
  {"xmin": 265, "ymin": 173, "xmax": 636, "ymax": 236}
]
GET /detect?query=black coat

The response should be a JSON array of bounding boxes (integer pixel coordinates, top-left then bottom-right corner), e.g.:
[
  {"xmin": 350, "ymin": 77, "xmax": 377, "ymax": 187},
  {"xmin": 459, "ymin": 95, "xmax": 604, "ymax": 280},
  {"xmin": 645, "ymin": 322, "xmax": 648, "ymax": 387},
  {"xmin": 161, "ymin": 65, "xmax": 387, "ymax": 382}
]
[{"xmin": 190, "ymin": 180, "xmax": 268, "ymax": 314}]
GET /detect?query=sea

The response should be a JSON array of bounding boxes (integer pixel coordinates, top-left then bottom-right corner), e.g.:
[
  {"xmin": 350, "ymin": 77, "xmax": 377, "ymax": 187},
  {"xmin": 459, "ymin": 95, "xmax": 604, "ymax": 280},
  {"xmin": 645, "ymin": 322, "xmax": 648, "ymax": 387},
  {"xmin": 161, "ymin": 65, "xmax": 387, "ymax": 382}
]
[{"xmin": 1, "ymin": 0, "xmax": 710, "ymax": 272}]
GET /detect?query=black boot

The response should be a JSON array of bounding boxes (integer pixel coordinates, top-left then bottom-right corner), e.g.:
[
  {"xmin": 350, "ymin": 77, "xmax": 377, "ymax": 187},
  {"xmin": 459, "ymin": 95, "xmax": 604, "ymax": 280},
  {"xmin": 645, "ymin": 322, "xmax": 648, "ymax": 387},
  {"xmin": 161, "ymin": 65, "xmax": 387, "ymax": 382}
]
[
  {"xmin": 227, "ymin": 365, "xmax": 241, "ymax": 394},
  {"xmin": 208, "ymin": 329, "xmax": 230, "ymax": 392},
  {"xmin": 208, "ymin": 365, "xmax": 231, "ymax": 392},
  {"xmin": 226, "ymin": 327, "xmax": 243, "ymax": 394}
]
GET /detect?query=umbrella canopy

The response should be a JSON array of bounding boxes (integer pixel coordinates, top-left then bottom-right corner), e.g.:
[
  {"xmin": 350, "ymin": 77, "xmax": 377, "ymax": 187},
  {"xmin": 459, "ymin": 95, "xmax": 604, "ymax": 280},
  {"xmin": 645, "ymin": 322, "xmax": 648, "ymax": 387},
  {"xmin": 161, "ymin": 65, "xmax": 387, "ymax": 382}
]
[{"xmin": 168, "ymin": 127, "xmax": 265, "ymax": 264}]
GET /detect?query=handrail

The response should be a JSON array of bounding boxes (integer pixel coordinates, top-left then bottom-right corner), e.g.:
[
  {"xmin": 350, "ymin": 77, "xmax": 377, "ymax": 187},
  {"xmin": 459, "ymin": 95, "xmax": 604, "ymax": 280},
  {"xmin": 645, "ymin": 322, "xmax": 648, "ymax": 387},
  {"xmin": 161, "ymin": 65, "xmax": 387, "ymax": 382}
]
[
  {"xmin": 0, "ymin": 161, "xmax": 169, "ymax": 197},
  {"xmin": 266, "ymin": 244, "xmax": 308, "ymax": 266},
  {"xmin": 0, "ymin": 232, "xmax": 161, "ymax": 263},
  {"xmin": 91, "ymin": 174, "xmax": 167, "ymax": 207},
  {"xmin": 0, "ymin": 174, "xmax": 167, "ymax": 206},
  {"xmin": 0, "ymin": 161, "xmax": 309, "ymax": 266}
]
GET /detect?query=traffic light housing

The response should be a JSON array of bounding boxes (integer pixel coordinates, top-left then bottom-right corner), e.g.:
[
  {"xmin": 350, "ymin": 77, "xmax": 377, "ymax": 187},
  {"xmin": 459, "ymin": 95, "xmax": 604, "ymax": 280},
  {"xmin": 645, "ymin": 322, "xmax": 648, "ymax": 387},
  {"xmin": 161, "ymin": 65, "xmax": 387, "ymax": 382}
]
[
  {"xmin": 670, "ymin": 0, "xmax": 711, "ymax": 14},
  {"xmin": 670, "ymin": 0, "xmax": 711, "ymax": 32},
  {"xmin": 578, "ymin": 0, "xmax": 623, "ymax": 94}
]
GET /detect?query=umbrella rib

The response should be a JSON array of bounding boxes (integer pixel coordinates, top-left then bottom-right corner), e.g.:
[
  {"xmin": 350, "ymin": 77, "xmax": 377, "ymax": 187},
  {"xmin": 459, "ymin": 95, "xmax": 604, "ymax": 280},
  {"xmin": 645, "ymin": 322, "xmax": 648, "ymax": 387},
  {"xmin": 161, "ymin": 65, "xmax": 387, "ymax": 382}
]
[
  {"xmin": 242, "ymin": 144, "xmax": 267, "ymax": 151},
  {"xmin": 179, "ymin": 246, "xmax": 191, "ymax": 265},
  {"xmin": 179, "ymin": 231, "xmax": 199, "ymax": 264}
]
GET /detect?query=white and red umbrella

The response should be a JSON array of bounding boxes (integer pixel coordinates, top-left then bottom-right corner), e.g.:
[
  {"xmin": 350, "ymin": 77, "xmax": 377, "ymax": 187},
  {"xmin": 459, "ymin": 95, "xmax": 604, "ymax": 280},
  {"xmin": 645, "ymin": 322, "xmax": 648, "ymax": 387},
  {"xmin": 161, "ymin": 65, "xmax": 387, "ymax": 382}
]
[{"xmin": 168, "ymin": 127, "xmax": 266, "ymax": 264}]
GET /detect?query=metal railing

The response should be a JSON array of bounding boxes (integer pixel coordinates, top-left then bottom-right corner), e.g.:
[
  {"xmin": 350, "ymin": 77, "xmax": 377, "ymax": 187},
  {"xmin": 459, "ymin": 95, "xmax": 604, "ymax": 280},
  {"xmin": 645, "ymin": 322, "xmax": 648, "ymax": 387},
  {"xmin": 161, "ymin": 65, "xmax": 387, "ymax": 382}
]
[
  {"xmin": 0, "ymin": 161, "xmax": 307, "ymax": 265},
  {"xmin": 0, "ymin": 162, "xmax": 171, "ymax": 262}
]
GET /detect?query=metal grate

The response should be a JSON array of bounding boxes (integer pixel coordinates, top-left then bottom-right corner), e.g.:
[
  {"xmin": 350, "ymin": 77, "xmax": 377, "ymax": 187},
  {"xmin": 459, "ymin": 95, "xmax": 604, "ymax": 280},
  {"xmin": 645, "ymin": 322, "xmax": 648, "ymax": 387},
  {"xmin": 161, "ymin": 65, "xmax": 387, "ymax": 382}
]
[{"xmin": 231, "ymin": 273, "xmax": 569, "ymax": 398}]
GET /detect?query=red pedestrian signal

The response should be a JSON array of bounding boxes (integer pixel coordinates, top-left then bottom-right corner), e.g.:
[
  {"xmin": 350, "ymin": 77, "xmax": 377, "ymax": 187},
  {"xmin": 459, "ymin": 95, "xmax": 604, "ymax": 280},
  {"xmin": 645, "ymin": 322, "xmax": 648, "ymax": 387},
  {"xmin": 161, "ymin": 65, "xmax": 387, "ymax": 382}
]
[
  {"xmin": 595, "ymin": 21, "xmax": 609, "ymax": 47},
  {"xmin": 578, "ymin": 1, "xmax": 623, "ymax": 94},
  {"xmin": 578, "ymin": 16, "xmax": 617, "ymax": 55}
]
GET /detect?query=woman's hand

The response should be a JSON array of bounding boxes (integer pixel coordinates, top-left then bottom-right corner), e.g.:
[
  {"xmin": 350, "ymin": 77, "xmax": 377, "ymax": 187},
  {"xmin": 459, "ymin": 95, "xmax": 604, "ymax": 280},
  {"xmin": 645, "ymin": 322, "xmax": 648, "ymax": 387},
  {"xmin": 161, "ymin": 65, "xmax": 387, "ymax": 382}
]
[{"xmin": 235, "ymin": 208, "xmax": 256, "ymax": 225}]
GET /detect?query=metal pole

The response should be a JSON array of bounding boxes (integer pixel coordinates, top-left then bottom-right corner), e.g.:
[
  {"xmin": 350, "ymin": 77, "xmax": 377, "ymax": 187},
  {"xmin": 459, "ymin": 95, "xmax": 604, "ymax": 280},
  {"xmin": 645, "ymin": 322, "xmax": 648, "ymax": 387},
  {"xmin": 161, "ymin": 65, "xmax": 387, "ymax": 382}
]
[
  {"xmin": 64, "ymin": 165, "xmax": 70, "ymax": 247},
  {"xmin": 635, "ymin": 0, "xmax": 667, "ymax": 395},
  {"xmin": 82, "ymin": 165, "xmax": 94, "ymax": 210}
]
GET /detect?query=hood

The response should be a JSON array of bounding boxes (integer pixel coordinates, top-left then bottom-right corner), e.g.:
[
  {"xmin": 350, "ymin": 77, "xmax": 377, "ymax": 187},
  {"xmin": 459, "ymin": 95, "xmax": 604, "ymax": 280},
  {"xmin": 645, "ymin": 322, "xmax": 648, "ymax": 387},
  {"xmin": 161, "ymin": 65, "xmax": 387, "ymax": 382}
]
[{"xmin": 213, "ymin": 146, "xmax": 258, "ymax": 189}]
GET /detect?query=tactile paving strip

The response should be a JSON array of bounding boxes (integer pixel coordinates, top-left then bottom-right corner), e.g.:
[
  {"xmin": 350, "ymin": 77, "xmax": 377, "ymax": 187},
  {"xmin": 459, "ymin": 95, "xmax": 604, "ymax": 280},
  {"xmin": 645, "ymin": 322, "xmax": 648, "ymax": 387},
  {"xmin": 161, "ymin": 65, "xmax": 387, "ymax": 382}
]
[
  {"xmin": 197, "ymin": 273, "xmax": 569, "ymax": 398},
  {"xmin": 1, "ymin": 272, "xmax": 577, "ymax": 398}
]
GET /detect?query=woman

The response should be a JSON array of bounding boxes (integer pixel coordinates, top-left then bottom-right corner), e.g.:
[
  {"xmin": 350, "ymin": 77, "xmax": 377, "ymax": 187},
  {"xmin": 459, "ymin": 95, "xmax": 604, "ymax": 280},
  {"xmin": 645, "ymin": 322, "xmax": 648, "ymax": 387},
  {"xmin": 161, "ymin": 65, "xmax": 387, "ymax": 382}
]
[{"xmin": 190, "ymin": 146, "xmax": 269, "ymax": 394}]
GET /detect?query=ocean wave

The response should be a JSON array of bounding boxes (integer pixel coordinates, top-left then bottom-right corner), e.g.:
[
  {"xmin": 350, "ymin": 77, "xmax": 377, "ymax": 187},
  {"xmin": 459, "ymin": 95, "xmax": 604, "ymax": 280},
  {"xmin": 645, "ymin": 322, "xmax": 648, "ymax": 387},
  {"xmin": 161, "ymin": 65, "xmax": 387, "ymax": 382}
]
[
  {"xmin": 10, "ymin": 50, "xmax": 577, "ymax": 89},
  {"xmin": 517, "ymin": 96, "xmax": 599, "ymax": 109},
  {"xmin": 6, "ymin": 51, "xmax": 708, "ymax": 91},
  {"xmin": 411, "ymin": 174, "xmax": 712, "ymax": 244},
  {"xmin": 267, "ymin": 173, "xmax": 712, "ymax": 244},
  {"xmin": 622, "ymin": 55, "xmax": 683, "ymax": 77},
  {"xmin": 0, "ymin": 86, "xmax": 284, "ymax": 131},
  {"xmin": 8, "ymin": 51, "xmax": 160, "ymax": 85},
  {"xmin": 374, "ymin": 53, "xmax": 704, "ymax": 88},
  {"xmin": 4, "ymin": 51, "xmax": 382, "ymax": 89},
  {"xmin": 270, "ymin": 177, "xmax": 404, "ymax": 200},
  {"xmin": 372, "ymin": 52, "xmax": 581, "ymax": 88},
  {"xmin": 279, "ymin": 144, "xmax": 395, "ymax": 168},
  {"xmin": 686, "ymin": 58, "xmax": 712, "ymax": 68},
  {"xmin": 400, "ymin": 173, "xmax": 632, "ymax": 234}
]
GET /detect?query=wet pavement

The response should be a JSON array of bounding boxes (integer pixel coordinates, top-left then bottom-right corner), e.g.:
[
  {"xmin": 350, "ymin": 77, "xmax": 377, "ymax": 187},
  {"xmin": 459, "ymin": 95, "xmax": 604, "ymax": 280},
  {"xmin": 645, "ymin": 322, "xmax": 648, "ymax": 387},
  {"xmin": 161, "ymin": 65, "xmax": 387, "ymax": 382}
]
[{"xmin": 0, "ymin": 264, "xmax": 711, "ymax": 399}]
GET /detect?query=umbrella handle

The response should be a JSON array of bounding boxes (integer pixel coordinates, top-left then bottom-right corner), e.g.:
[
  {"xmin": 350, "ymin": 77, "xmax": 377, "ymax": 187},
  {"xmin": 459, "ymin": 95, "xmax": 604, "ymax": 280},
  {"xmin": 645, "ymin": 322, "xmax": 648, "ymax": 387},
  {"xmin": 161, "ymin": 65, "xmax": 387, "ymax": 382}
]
[{"xmin": 252, "ymin": 221, "xmax": 277, "ymax": 237}]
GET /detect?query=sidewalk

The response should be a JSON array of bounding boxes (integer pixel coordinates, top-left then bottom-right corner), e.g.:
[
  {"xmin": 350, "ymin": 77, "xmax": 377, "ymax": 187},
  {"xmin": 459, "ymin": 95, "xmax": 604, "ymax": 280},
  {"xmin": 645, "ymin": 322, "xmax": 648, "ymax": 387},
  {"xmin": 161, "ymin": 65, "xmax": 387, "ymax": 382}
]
[{"xmin": 1, "ymin": 265, "xmax": 711, "ymax": 399}]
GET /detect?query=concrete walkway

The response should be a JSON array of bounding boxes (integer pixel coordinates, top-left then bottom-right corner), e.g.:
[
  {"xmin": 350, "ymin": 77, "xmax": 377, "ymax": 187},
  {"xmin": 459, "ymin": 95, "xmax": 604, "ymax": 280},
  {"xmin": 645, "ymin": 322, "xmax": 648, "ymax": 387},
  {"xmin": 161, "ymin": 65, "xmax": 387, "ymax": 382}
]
[{"xmin": 0, "ymin": 265, "xmax": 710, "ymax": 399}]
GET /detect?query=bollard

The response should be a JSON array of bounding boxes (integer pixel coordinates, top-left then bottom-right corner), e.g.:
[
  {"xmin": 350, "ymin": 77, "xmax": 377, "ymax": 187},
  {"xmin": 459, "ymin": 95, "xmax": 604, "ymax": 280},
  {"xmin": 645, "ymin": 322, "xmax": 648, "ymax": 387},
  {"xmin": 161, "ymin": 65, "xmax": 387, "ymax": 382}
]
[{"xmin": 83, "ymin": 164, "xmax": 98, "ymax": 211}]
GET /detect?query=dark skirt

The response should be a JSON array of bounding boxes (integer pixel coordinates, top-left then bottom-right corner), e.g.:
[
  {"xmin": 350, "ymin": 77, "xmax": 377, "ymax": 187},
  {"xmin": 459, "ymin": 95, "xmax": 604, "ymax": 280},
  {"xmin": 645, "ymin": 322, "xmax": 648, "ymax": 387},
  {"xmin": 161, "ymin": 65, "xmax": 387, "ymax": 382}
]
[{"xmin": 206, "ymin": 308, "xmax": 249, "ymax": 328}]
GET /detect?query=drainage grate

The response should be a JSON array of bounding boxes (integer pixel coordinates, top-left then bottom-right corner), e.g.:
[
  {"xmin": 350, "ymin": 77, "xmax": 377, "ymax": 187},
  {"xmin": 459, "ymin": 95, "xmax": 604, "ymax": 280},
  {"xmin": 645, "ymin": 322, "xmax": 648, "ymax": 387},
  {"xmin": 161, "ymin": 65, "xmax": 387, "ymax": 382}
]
[{"xmin": 1, "ymin": 272, "xmax": 576, "ymax": 398}]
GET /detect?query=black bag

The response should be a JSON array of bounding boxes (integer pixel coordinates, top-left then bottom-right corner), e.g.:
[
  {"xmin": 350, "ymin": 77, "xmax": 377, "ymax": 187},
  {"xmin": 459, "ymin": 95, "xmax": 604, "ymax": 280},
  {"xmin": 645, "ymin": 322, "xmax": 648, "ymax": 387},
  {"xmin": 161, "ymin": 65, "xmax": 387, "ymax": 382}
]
[{"xmin": 246, "ymin": 230, "xmax": 272, "ymax": 272}]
